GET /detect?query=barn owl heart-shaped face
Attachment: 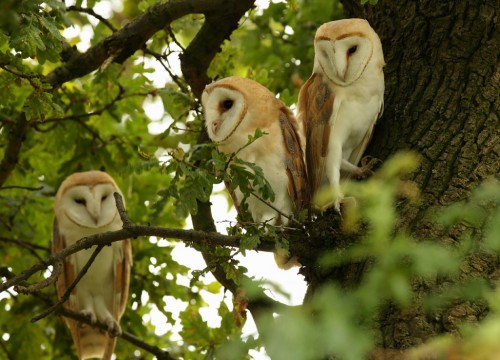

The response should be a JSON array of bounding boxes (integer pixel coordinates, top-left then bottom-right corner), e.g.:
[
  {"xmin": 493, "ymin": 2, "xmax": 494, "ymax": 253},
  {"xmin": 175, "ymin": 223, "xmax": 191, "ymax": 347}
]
[
  {"xmin": 202, "ymin": 86, "xmax": 246, "ymax": 143},
  {"xmin": 316, "ymin": 35, "xmax": 373, "ymax": 86},
  {"xmin": 61, "ymin": 183, "xmax": 118, "ymax": 228}
]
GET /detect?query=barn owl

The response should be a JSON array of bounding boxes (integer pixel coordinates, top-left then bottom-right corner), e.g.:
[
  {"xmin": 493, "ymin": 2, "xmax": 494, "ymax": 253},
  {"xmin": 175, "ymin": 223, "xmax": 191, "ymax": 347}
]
[
  {"xmin": 202, "ymin": 76, "xmax": 309, "ymax": 268},
  {"xmin": 298, "ymin": 18, "xmax": 385, "ymax": 211},
  {"xmin": 53, "ymin": 171, "xmax": 132, "ymax": 360}
]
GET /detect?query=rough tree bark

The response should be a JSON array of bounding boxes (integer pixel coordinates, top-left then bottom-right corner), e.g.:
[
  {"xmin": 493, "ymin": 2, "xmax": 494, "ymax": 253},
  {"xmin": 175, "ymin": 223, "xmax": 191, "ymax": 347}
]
[{"xmin": 332, "ymin": 0, "xmax": 499, "ymax": 350}]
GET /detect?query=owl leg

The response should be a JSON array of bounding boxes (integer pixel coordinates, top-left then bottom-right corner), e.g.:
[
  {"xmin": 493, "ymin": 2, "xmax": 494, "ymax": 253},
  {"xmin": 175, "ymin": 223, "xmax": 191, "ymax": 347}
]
[
  {"xmin": 94, "ymin": 296, "xmax": 122, "ymax": 336},
  {"xmin": 341, "ymin": 156, "xmax": 381, "ymax": 180},
  {"xmin": 325, "ymin": 143, "xmax": 344, "ymax": 213},
  {"xmin": 80, "ymin": 308, "xmax": 97, "ymax": 325},
  {"xmin": 360, "ymin": 155, "xmax": 382, "ymax": 175},
  {"xmin": 79, "ymin": 293, "xmax": 97, "ymax": 325}
]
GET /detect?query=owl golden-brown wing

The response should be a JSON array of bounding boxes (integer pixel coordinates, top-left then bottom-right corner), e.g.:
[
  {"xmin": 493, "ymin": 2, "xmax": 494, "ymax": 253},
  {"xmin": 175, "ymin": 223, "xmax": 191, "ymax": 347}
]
[
  {"xmin": 115, "ymin": 239, "xmax": 132, "ymax": 318},
  {"xmin": 52, "ymin": 218, "xmax": 84, "ymax": 359},
  {"xmin": 99, "ymin": 239, "xmax": 131, "ymax": 360},
  {"xmin": 278, "ymin": 106, "xmax": 310, "ymax": 217},
  {"xmin": 298, "ymin": 73, "xmax": 334, "ymax": 197}
]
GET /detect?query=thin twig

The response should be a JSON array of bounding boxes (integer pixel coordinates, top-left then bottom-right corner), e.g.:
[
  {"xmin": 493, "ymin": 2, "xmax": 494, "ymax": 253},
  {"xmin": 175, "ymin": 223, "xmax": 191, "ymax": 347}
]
[
  {"xmin": 166, "ymin": 25, "xmax": 185, "ymax": 52},
  {"xmin": 67, "ymin": 6, "xmax": 117, "ymax": 32},
  {"xmin": 0, "ymin": 185, "xmax": 43, "ymax": 192},
  {"xmin": 41, "ymin": 86, "xmax": 126, "ymax": 123},
  {"xmin": 57, "ymin": 306, "xmax": 177, "ymax": 359},
  {"xmin": 249, "ymin": 191, "xmax": 302, "ymax": 226},
  {"xmin": 0, "ymin": 338, "xmax": 14, "ymax": 360},
  {"xmin": 31, "ymin": 245, "xmax": 104, "ymax": 322},
  {"xmin": 0, "ymin": 236, "xmax": 50, "ymax": 253},
  {"xmin": 143, "ymin": 47, "xmax": 190, "ymax": 94},
  {"xmin": 0, "ymin": 64, "xmax": 39, "ymax": 78},
  {"xmin": 113, "ymin": 192, "xmax": 133, "ymax": 228},
  {"xmin": 15, "ymin": 260, "xmax": 63, "ymax": 295}
]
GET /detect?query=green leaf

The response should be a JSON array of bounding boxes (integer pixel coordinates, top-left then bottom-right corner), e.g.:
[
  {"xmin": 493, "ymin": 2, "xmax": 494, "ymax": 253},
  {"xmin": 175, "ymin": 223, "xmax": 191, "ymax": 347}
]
[{"xmin": 159, "ymin": 86, "xmax": 193, "ymax": 121}]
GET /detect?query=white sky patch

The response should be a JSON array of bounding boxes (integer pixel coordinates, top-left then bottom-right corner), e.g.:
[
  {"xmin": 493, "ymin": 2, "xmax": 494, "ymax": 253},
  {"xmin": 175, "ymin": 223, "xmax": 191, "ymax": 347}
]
[
  {"xmin": 284, "ymin": 25, "xmax": 294, "ymax": 35},
  {"xmin": 62, "ymin": 25, "xmax": 80, "ymax": 40},
  {"xmin": 143, "ymin": 96, "xmax": 165, "ymax": 122}
]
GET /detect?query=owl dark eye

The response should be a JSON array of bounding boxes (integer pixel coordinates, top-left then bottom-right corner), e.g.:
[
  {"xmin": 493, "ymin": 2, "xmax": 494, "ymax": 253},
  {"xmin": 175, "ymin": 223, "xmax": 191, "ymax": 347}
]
[
  {"xmin": 348, "ymin": 45, "xmax": 358, "ymax": 55},
  {"xmin": 222, "ymin": 99, "xmax": 233, "ymax": 110},
  {"xmin": 74, "ymin": 198, "xmax": 86, "ymax": 206},
  {"xmin": 101, "ymin": 195, "xmax": 108, "ymax": 201}
]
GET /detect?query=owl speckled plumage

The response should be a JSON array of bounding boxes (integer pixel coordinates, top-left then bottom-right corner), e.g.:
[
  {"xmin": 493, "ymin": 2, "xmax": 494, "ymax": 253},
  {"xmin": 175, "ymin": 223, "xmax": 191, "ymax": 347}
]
[
  {"xmin": 53, "ymin": 171, "xmax": 132, "ymax": 360},
  {"xmin": 202, "ymin": 76, "xmax": 309, "ymax": 268},
  {"xmin": 298, "ymin": 18, "xmax": 385, "ymax": 211}
]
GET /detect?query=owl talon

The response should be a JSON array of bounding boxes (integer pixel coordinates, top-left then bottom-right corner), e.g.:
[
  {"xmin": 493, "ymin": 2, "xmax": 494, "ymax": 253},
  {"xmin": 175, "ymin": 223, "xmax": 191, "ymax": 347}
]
[
  {"xmin": 80, "ymin": 309, "xmax": 97, "ymax": 325},
  {"xmin": 362, "ymin": 155, "xmax": 382, "ymax": 169},
  {"xmin": 319, "ymin": 196, "xmax": 357, "ymax": 216},
  {"xmin": 353, "ymin": 156, "xmax": 382, "ymax": 180},
  {"xmin": 104, "ymin": 316, "xmax": 122, "ymax": 337}
]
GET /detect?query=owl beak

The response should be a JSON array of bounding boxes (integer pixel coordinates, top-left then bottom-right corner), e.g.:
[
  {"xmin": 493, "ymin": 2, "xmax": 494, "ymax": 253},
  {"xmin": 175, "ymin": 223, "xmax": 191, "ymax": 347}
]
[
  {"xmin": 91, "ymin": 214, "xmax": 99, "ymax": 225},
  {"xmin": 88, "ymin": 205, "xmax": 100, "ymax": 226},
  {"xmin": 211, "ymin": 120, "xmax": 220, "ymax": 134}
]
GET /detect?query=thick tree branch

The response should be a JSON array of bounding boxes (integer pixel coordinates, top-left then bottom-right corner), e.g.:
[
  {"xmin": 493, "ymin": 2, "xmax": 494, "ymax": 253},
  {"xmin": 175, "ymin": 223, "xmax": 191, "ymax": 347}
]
[
  {"xmin": 0, "ymin": 114, "xmax": 28, "ymax": 187},
  {"xmin": 0, "ymin": 225, "xmax": 258, "ymax": 293},
  {"xmin": 45, "ymin": 0, "xmax": 253, "ymax": 89},
  {"xmin": 180, "ymin": 0, "xmax": 256, "ymax": 98},
  {"xmin": 0, "ymin": 0, "xmax": 254, "ymax": 188}
]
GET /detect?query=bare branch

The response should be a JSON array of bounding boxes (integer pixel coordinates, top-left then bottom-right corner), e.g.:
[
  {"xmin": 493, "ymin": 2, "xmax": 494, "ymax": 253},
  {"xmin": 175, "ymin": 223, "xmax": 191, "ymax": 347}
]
[
  {"xmin": 0, "ymin": 113, "xmax": 28, "ymax": 187},
  {"xmin": 0, "ymin": 338, "xmax": 14, "ymax": 360},
  {"xmin": 0, "ymin": 185, "xmax": 43, "ymax": 192},
  {"xmin": 249, "ymin": 191, "xmax": 302, "ymax": 226},
  {"xmin": 0, "ymin": 64, "xmax": 40, "ymax": 79},
  {"xmin": 0, "ymin": 236, "xmax": 50, "ymax": 253},
  {"xmin": 45, "ymin": 0, "xmax": 254, "ymax": 89},
  {"xmin": 15, "ymin": 260, "xmax": 63, "ymax": 295},
  {"xmin": 67, "ymin": 6, "xmax": 117, "ymax": 32},
  {"xmin": 57, "ymin": 306, "xmax": 177, "ymax": 360},
  {"xmin": 143, "ymin": 47, "xmax": 190, "ymax": 94},
  {"xmin": 113, "ymin": 192, "xmax": 133, "ymax": 228},
  {"xmin": 0, "ymin": 217, "xmax": 274, "ymax": 294},
  {"xmin": 41, "ymin": 86, "xmax": 126, "ymax": 123}
]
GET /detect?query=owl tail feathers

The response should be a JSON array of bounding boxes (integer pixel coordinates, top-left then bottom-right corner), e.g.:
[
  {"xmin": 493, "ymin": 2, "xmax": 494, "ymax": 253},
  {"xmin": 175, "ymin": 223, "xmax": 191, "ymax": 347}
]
[
  {"xmin": 76, "ymin": 327, "xmax": 116, "ymax": 360},
  {"xmin": 274, "ymin": 250, "xmax": 301, "ymax": 270}
]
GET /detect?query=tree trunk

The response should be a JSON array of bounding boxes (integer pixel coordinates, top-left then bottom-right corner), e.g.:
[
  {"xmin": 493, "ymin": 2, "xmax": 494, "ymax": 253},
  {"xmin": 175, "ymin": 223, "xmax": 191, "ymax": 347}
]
[{"xmin": 331, "ymin": 0, "xmax": 499, "ymax": 350}]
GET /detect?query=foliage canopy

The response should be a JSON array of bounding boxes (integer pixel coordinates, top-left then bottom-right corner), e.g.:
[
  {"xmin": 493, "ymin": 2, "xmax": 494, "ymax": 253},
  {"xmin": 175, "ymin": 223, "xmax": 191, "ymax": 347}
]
[{"xmin": 0, "ymin": 1, "xmax": 499, "ymax": 359}]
